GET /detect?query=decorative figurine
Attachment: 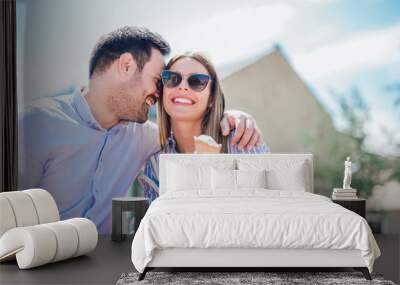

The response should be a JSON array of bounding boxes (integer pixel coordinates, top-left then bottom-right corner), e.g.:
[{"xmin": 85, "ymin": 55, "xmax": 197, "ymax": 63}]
[{"xmin": 343, "ymin": 156, "xmax": 352, "ymax": 189}]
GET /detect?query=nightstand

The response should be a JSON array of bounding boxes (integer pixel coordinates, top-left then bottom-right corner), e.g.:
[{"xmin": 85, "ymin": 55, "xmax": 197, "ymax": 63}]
[
  {"xmin": 332, "ymin": 198, "xmax": 366, "ymax": 218},
  {"xmin": 112, "ymin": 197, "xmax": 149, "ymax": 242}
]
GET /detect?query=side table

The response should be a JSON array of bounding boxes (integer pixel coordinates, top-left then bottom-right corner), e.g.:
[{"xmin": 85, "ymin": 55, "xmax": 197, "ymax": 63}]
[
  {"xmin": 332, "ymin": 198, "xmax": 366, "ymax": 218},
  {"xmin": 112, "ymin": 197, "xmax": 149, "ymax": 242}
]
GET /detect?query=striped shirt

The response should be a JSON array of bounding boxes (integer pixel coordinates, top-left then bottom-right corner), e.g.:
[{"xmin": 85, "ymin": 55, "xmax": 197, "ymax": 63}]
[{"xmin": 137, "ymin": 133, "xmax": 270, "ymax": 202}]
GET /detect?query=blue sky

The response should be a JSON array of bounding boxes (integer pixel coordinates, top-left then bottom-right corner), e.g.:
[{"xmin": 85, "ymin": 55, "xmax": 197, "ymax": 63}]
[{"xmin": 315, "ymin": 0, "xmax": 400, "ymax": 31}]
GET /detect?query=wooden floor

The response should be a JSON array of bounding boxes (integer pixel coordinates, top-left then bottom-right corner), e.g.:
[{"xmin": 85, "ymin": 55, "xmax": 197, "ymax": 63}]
[{"xmin": 0, "ymin": 234, "xmax": 398, "ymax": 284}]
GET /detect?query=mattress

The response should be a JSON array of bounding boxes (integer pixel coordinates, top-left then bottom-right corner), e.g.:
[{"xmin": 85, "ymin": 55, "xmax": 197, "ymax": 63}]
[{"xmin": 131, "ymin": 190, "xmax": 380, "ymax": 273}]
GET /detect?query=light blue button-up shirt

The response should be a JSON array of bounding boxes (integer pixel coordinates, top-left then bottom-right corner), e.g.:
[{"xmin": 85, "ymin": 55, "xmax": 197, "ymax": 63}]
[{"xmin": 18, "ymin": 88, "xmax": 160, "ymax": 233}]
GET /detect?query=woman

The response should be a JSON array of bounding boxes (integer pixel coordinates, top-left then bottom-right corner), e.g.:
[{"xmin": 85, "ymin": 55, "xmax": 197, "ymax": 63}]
[{"xmin": 138, "ymin": 52, "xmax": 269, "ymax": 201}]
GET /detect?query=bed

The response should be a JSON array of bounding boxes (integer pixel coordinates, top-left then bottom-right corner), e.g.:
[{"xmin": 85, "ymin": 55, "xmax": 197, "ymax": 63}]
[{"xmin": 131, "ymin": 154, "xmax": 380, "ymax": 280}]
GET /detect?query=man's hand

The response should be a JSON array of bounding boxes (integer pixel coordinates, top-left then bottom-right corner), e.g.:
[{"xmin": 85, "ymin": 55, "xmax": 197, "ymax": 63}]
[{"xmin": 220, "ymin": 110, "xmax": 262, "ymax": 150}]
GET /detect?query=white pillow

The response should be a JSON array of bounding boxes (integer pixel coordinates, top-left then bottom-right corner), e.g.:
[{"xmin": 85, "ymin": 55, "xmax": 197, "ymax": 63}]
[
  {"xmin": 238, "ymin": 159, "xmax": 307, "ymax": 191},
  {"xmin": 167, "ymin": 162, "xmax": 211, "ymax": 191},
  {"xmin": 236, "ymin": 169, "xmax": 268, "ymax": 189},
  {"xmin": 211, "ymin": 168, "xmax": 268, "ymax": 190},
  {"xmin": 266, "ymin": 165, "xmax": 306, "ymax": 191},
  {"xmin": 212, "ymin": 168, "xmax": 237, "ymax": 190}
]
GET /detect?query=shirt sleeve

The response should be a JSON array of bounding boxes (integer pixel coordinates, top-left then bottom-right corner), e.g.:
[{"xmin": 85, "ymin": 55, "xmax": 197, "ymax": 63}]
[
  {"xmin": 227, "ymin": 131, "xmax": 270, "ymax": 154},
  {"xmin": 18, "ymin": 107, "xmax": 46, "ymax": 189},
  {"xmin": 140, "ymin": 120, "xmax": 161, "ymax": 157},
  {"xmin": 136, "ymin": 152, "xmax": 160, "ymax": 203}
]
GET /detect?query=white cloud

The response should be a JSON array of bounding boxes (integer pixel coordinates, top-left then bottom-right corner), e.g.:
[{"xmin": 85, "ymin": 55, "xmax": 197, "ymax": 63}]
[
  {"xmin": 291, "ymin": 24, "xmax": 400, "ymax": 81},
  {"xmin": 363, "ymin": 109, "xmax": 400, "ymax": 155},
  {"xmin": 164, "ymin": 3, "xmax": 294, "ymax": 66}
]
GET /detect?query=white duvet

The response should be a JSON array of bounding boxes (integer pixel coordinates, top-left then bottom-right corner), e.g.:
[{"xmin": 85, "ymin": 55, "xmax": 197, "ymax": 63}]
[{"xmin": 131, "ymin": 190, "xmax": 380, "ymax": 273}]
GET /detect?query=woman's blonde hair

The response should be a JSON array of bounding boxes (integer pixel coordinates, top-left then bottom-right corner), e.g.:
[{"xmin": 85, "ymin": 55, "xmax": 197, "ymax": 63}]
[{"xmin": 157, "ymin": 52, "xmax": 228, "ymax": 152}]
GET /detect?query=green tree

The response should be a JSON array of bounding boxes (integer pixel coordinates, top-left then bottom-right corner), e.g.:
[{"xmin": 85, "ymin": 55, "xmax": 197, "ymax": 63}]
[{"xmin": 308, "ymin": 87, "xmax": 400, "ymax": 199}]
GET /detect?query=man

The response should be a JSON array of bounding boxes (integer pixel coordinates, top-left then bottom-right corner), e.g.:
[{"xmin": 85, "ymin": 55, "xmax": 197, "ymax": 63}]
[{"xmin": 19, "ymin": 26, "xmax": 263, "ymax": 233}]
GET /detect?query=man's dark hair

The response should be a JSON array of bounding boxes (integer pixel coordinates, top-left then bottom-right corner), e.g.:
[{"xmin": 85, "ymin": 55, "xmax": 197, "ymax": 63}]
[{"xmin": 89, "ymin": 26, "xmax": 170, "ymax": 78}]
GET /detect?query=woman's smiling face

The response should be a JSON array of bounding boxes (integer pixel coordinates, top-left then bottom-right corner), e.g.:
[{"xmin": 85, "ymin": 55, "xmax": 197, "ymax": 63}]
[{"xmin": 162, "ymin": 57, "xmax": 211, "ymax": 122}]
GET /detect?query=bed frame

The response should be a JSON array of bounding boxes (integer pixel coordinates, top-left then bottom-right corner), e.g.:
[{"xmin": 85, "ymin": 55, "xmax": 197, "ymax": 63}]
[
  {"xmin": 140, "ymin": 248, "xmax": 370, "ymax": 280},
  {"xmin": 138, "ymin": 154, "xmax": 371, "ymax": 280}
]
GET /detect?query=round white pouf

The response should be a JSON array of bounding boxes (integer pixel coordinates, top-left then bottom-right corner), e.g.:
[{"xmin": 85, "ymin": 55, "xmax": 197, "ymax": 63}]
[
  {"xmin": 0, "ymin": 191, "xmax": 39, "ymax": 227},
  {"xmin": 65, "ymin": 218, "xmax": 98, "ymax": 257},
  {"xmin": 24, "ymin": 189, "xmax": 60, "ymax": 224},
  {"xmin": 0, "ymin": 225, "xmax": 57, "ymax": 269},
  {"xmin": 0, "ymin": 218, "xmax": 98, "ymax": 269},
  {"xmin": 0, "ymin": 196, "xmax": 17, "ymax": 237}
]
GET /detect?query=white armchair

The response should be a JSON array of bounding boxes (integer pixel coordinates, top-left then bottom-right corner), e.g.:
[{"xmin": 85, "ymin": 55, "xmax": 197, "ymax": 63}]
[{"xmin": 0, "ymin": 189, "xmax": 98, "ymax": 269}]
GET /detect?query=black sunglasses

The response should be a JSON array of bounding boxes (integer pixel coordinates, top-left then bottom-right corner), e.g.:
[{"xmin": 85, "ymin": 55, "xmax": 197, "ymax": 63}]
[{"xmin": 160, "ymin": 70, "xmax": 212, "ymax": 92}]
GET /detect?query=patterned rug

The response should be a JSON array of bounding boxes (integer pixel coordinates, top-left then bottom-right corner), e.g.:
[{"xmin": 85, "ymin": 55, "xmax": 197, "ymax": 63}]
[{"xmin": 116, "ymin": 271, "xmax": 396, "ymax": 285}]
